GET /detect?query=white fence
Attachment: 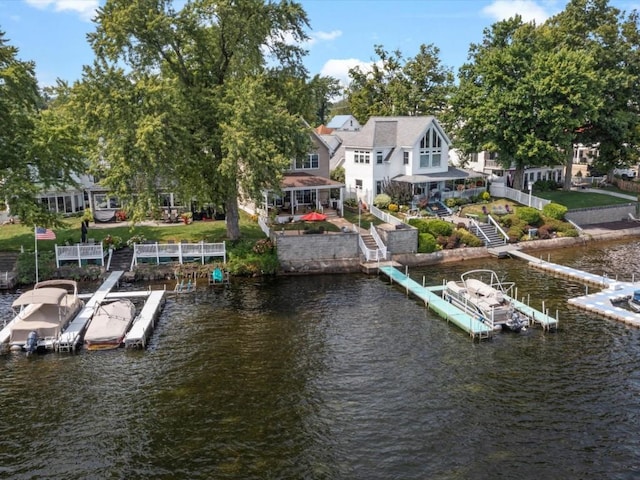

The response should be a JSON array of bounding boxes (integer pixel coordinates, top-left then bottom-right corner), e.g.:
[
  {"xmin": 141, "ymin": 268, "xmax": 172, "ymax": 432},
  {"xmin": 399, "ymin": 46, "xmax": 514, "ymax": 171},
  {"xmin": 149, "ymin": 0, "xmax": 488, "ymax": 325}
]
[
  {"xmin": 131, "ymin": 242, "xmax": 226, "ymax": 267},
  {"xmin": 489, "ymin": 184, "xmax": 551, "ymax": 210},
  {"xmin": 55, "ymin": 243, "xmax": 108, "ymax": 267}
]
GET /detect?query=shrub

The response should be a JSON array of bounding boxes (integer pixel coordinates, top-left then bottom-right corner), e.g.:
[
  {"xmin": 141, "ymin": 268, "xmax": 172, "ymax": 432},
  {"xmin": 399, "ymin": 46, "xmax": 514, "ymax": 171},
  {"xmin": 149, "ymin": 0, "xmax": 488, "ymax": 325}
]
[
  {"xmin": 457, "ymin": 229, "xmax": 484, "ymax": 247},
  {"xmin": 252, "ymin": 238, "xmax": 274, "ymax": 254},
  {"xmin": 542, "ymin": 202, "xmax": 567, "ymax": 220},
  {"xmin": 344, "ymin": 198, "xmax": 358, "ymax": 208},
  {"xmin": 127, "ymin": 234, "xmax": 146, "ymax": 247},
  {"xmin": 425, "ymin": 219, "xmax": 453, "ymax": 237},
  {"xmin": 418, "ymin": 232, "xmax": 438, "ymax": 253},
  {"xmin": 388, "ymin": 203, "xmax": 399, "ymax": 212},
  {"xmin": 480, "ymin": 191, "xmax": 491, "ymax": 202},
  {"xmin": 516, "ymin": 207, "xmax": 542, "ymax": 226},
  {"xmin": 407, "ymin": 218, "xmax": 431, "ymax": 233},
  {"xmin": 373, "ymin": 193, "xmax": 392, "ymax": 209}
]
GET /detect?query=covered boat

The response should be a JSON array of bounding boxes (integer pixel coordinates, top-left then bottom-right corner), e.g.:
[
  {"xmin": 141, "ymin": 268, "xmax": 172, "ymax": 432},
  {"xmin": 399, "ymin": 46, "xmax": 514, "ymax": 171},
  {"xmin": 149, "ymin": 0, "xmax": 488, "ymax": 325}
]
[
  {"xmin": 84, "ymin": 299, "xmax": 136, "ymax": 351},
  {"xmin": 9, "ymin": 280, "xmax": 84, "ymax": 353},
  {"xmin": 443, "ymin": 269, "xmax": 529, "ymax": 332}
]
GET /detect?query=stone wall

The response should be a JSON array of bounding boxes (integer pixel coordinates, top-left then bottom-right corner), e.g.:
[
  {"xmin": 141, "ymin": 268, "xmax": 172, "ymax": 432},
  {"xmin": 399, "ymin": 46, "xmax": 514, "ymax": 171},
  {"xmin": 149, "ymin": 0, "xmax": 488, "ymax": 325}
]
[
  {"xmin": 566, "ymin": 204, "xmax": 637, "ymax": 225},
  {"xmin": 274, "ymin": 232, "xmax": 360, "ymax": 274},
  {"xmin": 376, "ymin": 223, "xmax": 418, "ymax": 254}
]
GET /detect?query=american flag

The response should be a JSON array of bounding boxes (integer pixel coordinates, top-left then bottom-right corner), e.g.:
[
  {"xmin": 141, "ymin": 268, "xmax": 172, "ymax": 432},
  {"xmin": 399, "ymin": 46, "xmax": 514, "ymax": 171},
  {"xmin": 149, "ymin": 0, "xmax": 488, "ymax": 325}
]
[{"xmin": 35, "ymin": 227, "xmax": 56, "ymax": 240}]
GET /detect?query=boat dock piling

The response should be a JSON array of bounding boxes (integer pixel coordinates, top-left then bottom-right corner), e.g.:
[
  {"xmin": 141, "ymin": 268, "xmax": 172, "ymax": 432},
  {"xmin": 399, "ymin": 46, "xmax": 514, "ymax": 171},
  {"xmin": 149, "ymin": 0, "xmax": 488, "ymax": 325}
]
[
  {"xmin": 124, "ymin": 290, "xmax": 166, "ymax": 349},
  {"xmin": 57, "ymin": 270, "xmax": 125, "ymax": 352}
]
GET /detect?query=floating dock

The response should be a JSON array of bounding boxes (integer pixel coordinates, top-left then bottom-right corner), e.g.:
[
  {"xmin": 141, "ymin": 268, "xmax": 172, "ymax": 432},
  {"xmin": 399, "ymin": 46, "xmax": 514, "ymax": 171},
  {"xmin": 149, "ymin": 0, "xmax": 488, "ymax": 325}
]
[
  {"xmin": 379, "ymin": 266, "xmax": 557, "ymax": 338},
  {"xmin": 507, "ymin": 248, "xmax": 640, "ymax": 326},
  {"xmin": 124, "ymin": 290, "xmax": 166, "ymax": 349}
]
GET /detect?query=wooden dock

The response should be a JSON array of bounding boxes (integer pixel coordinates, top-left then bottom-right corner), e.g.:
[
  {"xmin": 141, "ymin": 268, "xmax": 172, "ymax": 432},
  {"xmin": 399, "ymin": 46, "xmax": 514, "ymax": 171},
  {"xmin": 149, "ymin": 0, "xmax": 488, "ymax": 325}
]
[{"xmin": 124, "ymin": 290, "xmax": 166, "ymax": 349}]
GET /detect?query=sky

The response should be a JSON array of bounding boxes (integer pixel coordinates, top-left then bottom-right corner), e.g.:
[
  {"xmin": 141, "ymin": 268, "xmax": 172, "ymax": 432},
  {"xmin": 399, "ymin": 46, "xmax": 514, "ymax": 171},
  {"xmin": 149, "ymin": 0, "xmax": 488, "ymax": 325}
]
[{"xmin": 1, "ymin": 0, "xmax": 640, "ymax": 88}]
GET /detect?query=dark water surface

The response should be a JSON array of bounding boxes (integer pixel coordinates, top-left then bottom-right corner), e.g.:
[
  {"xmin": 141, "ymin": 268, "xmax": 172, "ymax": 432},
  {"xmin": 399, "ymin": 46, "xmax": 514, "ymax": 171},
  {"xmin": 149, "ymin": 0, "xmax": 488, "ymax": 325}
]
[{"xmin": 2, "ymin": 240, "xmax": 640, "ymax": 479}]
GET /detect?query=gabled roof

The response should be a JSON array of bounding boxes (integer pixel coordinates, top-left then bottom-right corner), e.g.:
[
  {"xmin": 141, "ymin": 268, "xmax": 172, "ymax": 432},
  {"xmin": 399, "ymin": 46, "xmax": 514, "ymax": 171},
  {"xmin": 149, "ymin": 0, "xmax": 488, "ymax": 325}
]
[
  {"xmin": 327, "ymin": 115, "xmax": 357, "ymax": 129},
  {"xmin": 345, "ymin": 116, "xmax": 452, "ymax": 149}
]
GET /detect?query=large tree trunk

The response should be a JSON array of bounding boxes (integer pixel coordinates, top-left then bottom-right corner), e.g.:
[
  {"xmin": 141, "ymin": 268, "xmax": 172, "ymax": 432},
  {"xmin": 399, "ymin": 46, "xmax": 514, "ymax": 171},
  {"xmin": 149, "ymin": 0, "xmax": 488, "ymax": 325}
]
[
  {"xmin": 563, "ymin": 146, "xmax": 573, "ymax": 191},
  {"xmin": 225, "ymin": 194, "xmax": 241, "ymax": 241},
  {"xmin": 512, "ymin": 165, "xmax": 525, "ymax": 190}
]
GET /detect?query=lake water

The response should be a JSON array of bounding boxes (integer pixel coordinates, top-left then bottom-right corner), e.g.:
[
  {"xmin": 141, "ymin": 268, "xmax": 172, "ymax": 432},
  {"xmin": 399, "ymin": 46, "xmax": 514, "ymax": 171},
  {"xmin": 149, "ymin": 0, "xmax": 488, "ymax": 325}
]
[{"xmin": 1, "ymin": 239, "xmax": 640, "ymax": 479}]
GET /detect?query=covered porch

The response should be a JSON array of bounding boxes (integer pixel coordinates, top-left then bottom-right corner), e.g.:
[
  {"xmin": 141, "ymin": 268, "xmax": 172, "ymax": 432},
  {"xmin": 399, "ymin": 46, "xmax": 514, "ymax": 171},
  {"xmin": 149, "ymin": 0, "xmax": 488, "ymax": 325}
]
[
  {"xmin": 263, "ymin": 172, "xmax": 345, "ymax": 221},
  {"xmin": 392, "ymin": 167, "xmax": 488, "ymax": 203}
]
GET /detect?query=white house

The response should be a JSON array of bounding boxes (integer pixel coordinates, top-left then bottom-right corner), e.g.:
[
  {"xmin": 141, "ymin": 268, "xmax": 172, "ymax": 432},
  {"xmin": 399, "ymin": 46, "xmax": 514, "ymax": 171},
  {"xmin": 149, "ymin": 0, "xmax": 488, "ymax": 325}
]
[{"xmin": 332, "ymin": 116, "xmax": 482, "ymax": 204}]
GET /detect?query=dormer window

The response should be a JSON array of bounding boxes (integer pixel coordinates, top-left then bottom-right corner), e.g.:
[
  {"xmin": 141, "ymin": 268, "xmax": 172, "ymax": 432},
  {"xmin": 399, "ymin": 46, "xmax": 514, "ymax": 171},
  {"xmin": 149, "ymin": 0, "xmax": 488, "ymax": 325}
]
[
  {"xmin": 376, "ymin": 152, "xmax": 383, "ymax": 164},
  {"xmin": 403, "ymin": 151, "xmax": 409, "ymax": 165}
]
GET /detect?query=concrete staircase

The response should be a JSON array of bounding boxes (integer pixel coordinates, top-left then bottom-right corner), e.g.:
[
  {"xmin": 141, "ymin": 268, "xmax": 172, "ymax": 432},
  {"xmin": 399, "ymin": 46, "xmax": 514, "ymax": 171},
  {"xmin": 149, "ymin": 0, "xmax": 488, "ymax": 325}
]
[
  {"xmin": 360, "ymin": 233, "xmax": 378, "ymax": 250},
  {"xmin": 470, "ymin": 222, "xmax": 507, "ymax": 248}
]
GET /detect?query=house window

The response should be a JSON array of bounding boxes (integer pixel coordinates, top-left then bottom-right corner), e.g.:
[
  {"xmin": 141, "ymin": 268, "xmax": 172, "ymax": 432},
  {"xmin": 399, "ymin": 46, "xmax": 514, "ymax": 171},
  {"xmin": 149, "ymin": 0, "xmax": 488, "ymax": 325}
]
[
  {"xmin": 354, "ymin": 150, "xmax": 370, "ymax": 164},
  {"xmin": 419, "ymin": 126, "xmax": 443, "ymax": 168},
  {"xmin": 295, "ymin": 153, "xmax": 319, "ymax": 169},
  {"xmin": 355, "ymin": 179, "xmax": 363, "ymax": 190},
  {"xmin": 403, "ymin": 151, "xmax": 409, "ymax": 165},
  {"xmin": 376, "ymin": 151, "xmax": 383, "ymax": 164},
  {"xmin": 376, "ymin": 180, "xmax": 384, "ymax": 195}
]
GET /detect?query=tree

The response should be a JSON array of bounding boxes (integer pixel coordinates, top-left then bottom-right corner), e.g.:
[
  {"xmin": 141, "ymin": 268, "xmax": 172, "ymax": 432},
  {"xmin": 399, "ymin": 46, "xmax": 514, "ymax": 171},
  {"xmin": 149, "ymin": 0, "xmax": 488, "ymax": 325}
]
[
  {"xmin": 307, "ymin": 74, "xmax": 342, "ymax": 126},
  {"xmin": 545, "ymin": 0, "xmax": 640, "ymax": 183},
  {"xmin": 0, "ymin": 32, "xmax": 85, "ymax": 227},
  {"xmin": 76, "ymin": 0, "xmax": 312, "ymax": 240},
  {"xmin": 346, "ymin": 44, "xmax": 454, "ymax": 124},
  {"xmin": 452, "ymin": 16, "xmax": 603, "ymax": 190}
]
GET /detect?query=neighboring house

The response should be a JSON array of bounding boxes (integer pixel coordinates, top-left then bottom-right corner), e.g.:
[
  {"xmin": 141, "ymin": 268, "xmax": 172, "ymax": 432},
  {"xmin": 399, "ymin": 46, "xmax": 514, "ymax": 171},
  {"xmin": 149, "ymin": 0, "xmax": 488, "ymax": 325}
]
[
  {"xmin": 263, "ymin": 127, "xmax": 344, "ymax": 217},
  {"xmin": 326, "ymin": 114, "xmax": 361, "ymax": 132},
  {"xmin": 331, "ymin": 116, "xmax": 482, "ymax": 205},
  {"xmin": 35, "ymin": 172, "xmax": 92, "ymax": 215},
  {"xmin": 455, "ymin": 150, "xmax": 564, "ymax": 188}
]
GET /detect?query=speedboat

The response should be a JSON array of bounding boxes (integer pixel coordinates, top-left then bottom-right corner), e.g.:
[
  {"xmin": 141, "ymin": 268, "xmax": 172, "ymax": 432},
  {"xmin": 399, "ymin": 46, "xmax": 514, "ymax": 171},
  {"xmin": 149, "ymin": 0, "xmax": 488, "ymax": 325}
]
[
  {"xmin": 443, "ymin": 269, "xmax": 529, "ymax": 332},
  {"xmin": 84, "ymin": 299, "xmax": 136, "ymax": 351},
  {"xmin": 8, "ymin": 280, "xmax": 84, "ymax": 353}
]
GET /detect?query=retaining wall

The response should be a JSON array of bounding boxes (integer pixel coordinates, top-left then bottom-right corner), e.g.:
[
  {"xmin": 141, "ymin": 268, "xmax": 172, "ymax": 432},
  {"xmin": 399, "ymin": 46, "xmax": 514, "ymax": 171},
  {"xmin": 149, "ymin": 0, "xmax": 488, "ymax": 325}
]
[
  {"xmin": 567, "ymin": 204, "xmax": 638, "ymax": 225},
  {"xmin": 274, "ymin": 232, "xmax": 360, "ymax": 274}
]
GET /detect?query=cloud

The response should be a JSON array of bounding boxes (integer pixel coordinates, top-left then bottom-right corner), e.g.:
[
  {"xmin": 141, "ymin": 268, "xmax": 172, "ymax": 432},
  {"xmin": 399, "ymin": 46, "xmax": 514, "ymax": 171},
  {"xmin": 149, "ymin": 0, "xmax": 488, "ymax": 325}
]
[
  {"xmin": 320, "ymin": 58, "xmax": 373, "ymax": 87},
  {"xmin": 25, "ymin": 0, "xmax": 99, "ymax": 22},
  {"xmin": 481, "ymin": 0, "xmax": 554, "ymax": 24},
  {"xmin": 306, "ymin": 29, "xmax": 342, "ymax": 47}
]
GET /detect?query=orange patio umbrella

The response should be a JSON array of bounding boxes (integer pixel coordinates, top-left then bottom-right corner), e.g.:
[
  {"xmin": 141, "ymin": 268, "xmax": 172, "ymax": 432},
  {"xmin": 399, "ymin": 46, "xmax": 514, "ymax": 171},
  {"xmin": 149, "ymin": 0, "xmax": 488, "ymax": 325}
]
[{"xmin": 300, "ymin": 211, "xmax": 327, "ymax": 221}]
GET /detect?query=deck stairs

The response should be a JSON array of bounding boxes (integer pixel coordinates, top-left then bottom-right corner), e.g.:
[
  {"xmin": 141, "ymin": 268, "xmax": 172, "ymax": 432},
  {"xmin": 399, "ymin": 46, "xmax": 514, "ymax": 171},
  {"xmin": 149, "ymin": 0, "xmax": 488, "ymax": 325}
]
[
  {"xmin": 470, "ymin": 222, "xmax": 507, "ymax": 248},
  {"xmin": 108, "ymin": 247, "xmax": 133, "ymax": 271}
]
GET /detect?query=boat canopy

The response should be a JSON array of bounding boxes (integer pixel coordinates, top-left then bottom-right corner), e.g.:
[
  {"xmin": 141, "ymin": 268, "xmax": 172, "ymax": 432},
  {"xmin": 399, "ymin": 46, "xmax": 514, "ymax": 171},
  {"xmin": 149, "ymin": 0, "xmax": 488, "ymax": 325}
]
[
  {"xmin": 633, "ymin": 290, "xmax": 640, "ymax": 303},
  {"xmin": 12, "ymin": 288, "xmax": 68, "ymax": 308}
]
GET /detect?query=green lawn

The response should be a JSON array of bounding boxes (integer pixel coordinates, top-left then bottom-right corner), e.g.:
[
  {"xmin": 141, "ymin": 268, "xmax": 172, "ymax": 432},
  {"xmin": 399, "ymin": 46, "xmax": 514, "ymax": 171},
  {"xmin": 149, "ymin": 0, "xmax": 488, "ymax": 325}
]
[
  {"xmin": 534, "ymin": 190, "xmax": 634, "ymax": 209},
  {"xmin": 0, "ymin": 213, "xmax": 266, "ymax": 253}
]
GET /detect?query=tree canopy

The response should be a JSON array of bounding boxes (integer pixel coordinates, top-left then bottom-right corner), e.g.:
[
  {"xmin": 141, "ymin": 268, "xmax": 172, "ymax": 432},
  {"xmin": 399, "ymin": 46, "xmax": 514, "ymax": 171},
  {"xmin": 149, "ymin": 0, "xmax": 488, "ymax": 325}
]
[
  {"xmin": 452, "ymin": 0, "xmax": 640, "ymax": 190},
  {"xmin": 73, "ymin": 0, "xmax": 314, "ymax": 240},
  {"xmin": 0, "ymin": 32, "xmax": 86, "ymax": 227},
  {"xmin": 346, "ymin": 44, "xmax": 454, "ymax": 126}
]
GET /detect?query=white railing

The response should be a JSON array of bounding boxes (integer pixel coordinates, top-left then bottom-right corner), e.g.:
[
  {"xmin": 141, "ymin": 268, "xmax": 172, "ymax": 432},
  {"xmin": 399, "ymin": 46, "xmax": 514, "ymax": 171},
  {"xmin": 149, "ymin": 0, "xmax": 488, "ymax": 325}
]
[
  {"xmin": 131, "ymin": 242, "xmax": 226, "ymax": 266},
  {"xmin": 55, "ymin": 243, "xmax": 107, "ymax": 267},
  {"xmin": 489, "ymin": 184, "xmax": 551, "ymax": 210},
  {"xmin": 258, "ymin": 215, "xmax": 270, "ymax": 237},
  {"xmin": 487, "ymin": 215, "xmax": 509, "ymax": 244},
  {"xmin": 358, "ymin": 236, "xmax": 385, "ymax": 262},
  {"xmin": 369, "ymin": 224, "xmax": 388, "ymax": 259},
  {"xmin": 369, "ymin": 205, "xmax": 403, "ymax": 226}
]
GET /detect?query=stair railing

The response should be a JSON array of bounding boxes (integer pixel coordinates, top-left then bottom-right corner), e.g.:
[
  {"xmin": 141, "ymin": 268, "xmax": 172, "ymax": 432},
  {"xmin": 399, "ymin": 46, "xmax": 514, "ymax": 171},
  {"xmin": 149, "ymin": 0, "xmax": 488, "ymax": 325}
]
[
  {"xmin": 486, "ymin": 215, "xmax": 509, "ymax": 244},
  {"xmin": 369, "ymin": 225, "xmax": 388, "ymax": 259},
  {"xmin": 468, "ymin": 217, "xmax": 492, "ymax": 246}
]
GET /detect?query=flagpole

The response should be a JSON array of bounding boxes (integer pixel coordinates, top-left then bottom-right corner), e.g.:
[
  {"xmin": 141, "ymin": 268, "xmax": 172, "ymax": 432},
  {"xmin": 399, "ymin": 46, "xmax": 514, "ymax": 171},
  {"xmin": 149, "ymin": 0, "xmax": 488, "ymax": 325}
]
[{"xmin": 34, "ymin": 226, "xmax": 39, "ymax": 284}]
